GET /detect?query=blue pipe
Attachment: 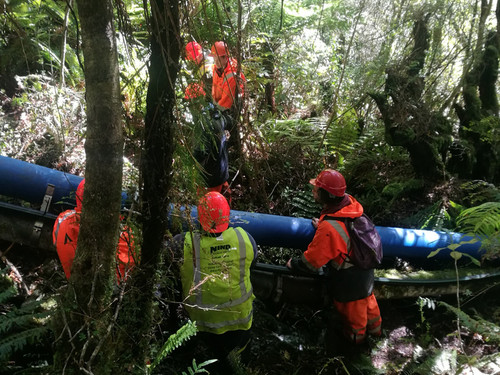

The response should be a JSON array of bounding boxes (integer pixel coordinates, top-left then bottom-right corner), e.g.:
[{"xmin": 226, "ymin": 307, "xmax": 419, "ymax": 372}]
[
  {"xmin": 0, "ymin": 155, "xmax": 83, "ymax": 206},
  {"xmin": 0, "ymin": 155, "xmax": 126, "ymax": 207},
  {"xmin": 0, "ymin": 156, "xmax": 484, "ymax": 260},
  {"xmin": 171, "ymin": 206, "xmax": 483, "ymax": 260}
]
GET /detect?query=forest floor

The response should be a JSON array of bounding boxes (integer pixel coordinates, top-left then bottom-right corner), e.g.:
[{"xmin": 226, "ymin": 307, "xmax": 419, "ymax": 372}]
[{"xmin": 3, "ymin": 242, "xmax": 500, "ymax": 375}]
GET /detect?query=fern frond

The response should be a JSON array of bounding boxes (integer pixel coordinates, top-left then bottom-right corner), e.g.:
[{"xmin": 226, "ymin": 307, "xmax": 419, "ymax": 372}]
[
  {"xmin": 0, "ymin": 285, "xmax": 17, "ymax": 305},
  {"xmin": 290, "ymin": 194, "xmax": 321, "ymax": 218},
  {"xmin": 0, "ymin": 326, "xmax": 50, "ymax": 361},
  {"xmin": 0, "ymin": 307, "xmax": 52, "ymax": 334},
  {"xmin": 439, "ymin": 301, "xmax": 500, "ymax": 344},
  {"xmin": 149, "ymin": 320, "xmax": 198, "ymax": 371},
  {"xmin": 263, "ymin": 118, "xmax": 322, "ymax": 152},
  {"xmin": 460, "ymin": 181, "xmax": 500, "ymax": 206},
  {"xmin": 455, "ymin": 202, "xmax": 500, "ymax": 237},
  {"xmin": 181, "ymin": 358, "xmax": 217, "ymax": 375}
]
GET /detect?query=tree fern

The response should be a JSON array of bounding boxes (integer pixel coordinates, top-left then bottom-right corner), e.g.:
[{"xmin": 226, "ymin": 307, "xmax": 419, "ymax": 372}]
[
  {"xmin": 0, "ymin": 285, "xmax": 17, "ymax": 305},
  {"xmin": 455, "ymin": 202, "xmax": 500, "ymax": 259},
  {"xmin": 0, "ymin": 300, "xmax": 52, "ymax": 332},
  {"xmin": 322, "ymin": 117, "xmax": 359, "ymax": 155},
  {"xmin": 402, "ymin": 198, "xmax": 463, "ymax": 230},
  {"xmin": 460, "ymin": 180, "xmax": 500, "ymax": 206},
  {"xmin": 262, "ymin": 118, "xmax": 323, "ymax": 154},
  {"xmin": 282, "ymin": 186, "xmax": 321, "ymax": 218}
]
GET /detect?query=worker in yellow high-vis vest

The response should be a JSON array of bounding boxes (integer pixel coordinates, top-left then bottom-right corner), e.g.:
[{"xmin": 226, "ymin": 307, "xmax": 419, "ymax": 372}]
[{"xmin": 170, "ymin": 191, "xmax": 257, "ymax": 374}]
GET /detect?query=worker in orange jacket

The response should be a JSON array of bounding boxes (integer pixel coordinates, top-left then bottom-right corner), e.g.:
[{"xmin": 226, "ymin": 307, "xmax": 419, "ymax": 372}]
[
  {"xmin": 209, "ymin": 41, "xmax": 246, "ymax": 162},
  {"xmin": 52, "ymin": 179, "xmax": 136, "ymax": 281},
  {"xmin": 209, "ymin": 41, "xmax": 246, "ymax": 112},
  {"xmin": 286, "ymin": 169, "xmax": 382, "ymax": 346}
]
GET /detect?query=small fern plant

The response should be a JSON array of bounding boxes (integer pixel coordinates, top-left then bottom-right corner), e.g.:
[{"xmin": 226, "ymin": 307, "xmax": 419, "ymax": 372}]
[
  {"xmin": 147, "ymin": 320, "xmax": 201, "ymax": 373},
  {"xmin": 181, "ymin": 358, "xmax": 218, "ymax": 375}
]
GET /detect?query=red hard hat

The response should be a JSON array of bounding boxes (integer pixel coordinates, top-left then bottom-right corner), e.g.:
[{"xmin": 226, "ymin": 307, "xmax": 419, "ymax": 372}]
[
  {"xmin": 209, "ymin": 41, "xmax": 228, "ymax": 57},
  {"xmin": 185, "ymin": 41, "xmax": 203, "ymax": 61},
  {"xmin": 309, "ymin": 169, "xmax": 346, "ymax": 197},
  {"xmin": 76, "ymin": 179, "xmax": 85, "ymax": 211},
  {"xmin": 197, "ymin": 192, "xmax": 230, "ymax": 233}
]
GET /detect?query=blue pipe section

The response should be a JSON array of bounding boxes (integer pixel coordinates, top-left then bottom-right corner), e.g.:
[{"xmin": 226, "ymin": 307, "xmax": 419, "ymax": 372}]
[
  {"xmin": 172, "ymin": 206, "xmax": 484, "ymax": 260},
  {"xmin": 0, "ymin": 155, "xmax": 126, "ymax": 207},
  {"xmin": 0, "ymin": 156, "xmax": 484, "ymax": 261},
  {"xmin": 0, "ymin": 155, "xmax": 83, "ymax": 206}
]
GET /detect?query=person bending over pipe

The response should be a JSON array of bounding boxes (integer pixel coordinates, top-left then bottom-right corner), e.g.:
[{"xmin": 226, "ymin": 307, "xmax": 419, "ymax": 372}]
[
  {"xmin": 286, "ymin": 169, "xmax": 382, "ymax": 348},
  {"xmin": 52, "ymin": 179, "xmax": 136, "ymax": 282}
]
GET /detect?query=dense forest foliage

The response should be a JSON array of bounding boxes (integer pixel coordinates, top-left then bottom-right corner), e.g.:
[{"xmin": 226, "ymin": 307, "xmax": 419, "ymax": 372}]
[{"xmin": 0, "ymin": 0, "xmax": 499, "ymax": 374}]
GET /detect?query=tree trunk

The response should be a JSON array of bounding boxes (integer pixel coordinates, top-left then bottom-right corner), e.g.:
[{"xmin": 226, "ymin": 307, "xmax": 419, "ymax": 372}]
[
  {"xmin": 262, "ymin": 40, "xmax": 276, "ymax": 114},
  {"xmin": 58, "ymin": 0, "xmax": 72, "ymax": 88},
  {"xmin": 53, "ymin": 0, "xmax": 123, "ymax": 374},
  {"xmin": 369, "ymin": 14, "xmax": 451, "ymax": 182},
  {"xmin": 113, "ymin": 0, "xmax": 181, "ymax": 369},
  {"xmin": 451, "ymin": 21, "xmax": 499, "ymax": 182}
]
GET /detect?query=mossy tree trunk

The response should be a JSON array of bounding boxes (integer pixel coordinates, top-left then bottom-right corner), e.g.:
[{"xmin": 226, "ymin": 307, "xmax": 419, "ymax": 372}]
[
  {"xmin": 369, "ymin": 15, "xmax": 452, "ymax": 182},
  {"xmin": 53, "ymin": 0, "xmax": 124, "ymax": 373},
  {"xmin": 112, "ymin": 0, "xmax": 181, "ymax": 370},
  {"xmin": 451, "ymin": 18, "xmax": 500, "ymax": 183}
]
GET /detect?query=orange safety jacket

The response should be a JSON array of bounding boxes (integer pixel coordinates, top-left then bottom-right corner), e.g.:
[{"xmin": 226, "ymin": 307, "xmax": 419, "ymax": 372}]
[
  {"xmin": 212, "ymin": 58, "xmax": 246, "ymax": 111},
  {"xmin": 301, "ymin": 196, "xmax": 364, "ymax": 271},
  {"xmin": 52, "ymin": 210, "xmax": 136, "ymax": 281}
]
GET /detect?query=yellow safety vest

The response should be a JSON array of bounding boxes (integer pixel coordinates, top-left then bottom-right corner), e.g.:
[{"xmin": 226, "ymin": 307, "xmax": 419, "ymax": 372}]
[{"xmin": 181, "ymin": 227, "xmax": 255, "ymax": 334}]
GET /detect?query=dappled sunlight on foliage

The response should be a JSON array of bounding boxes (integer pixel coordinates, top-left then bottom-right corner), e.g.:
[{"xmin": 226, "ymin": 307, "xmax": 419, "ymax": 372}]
[{"xmin": 0, "ymin": 76, "xmax": 86, "ymax": 172}]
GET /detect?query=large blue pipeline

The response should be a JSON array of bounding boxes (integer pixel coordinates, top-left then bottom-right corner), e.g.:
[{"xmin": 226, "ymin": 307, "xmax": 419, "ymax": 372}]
[
  {"xmin": 0, "ymin": 156, "xmax": 127, "ymax": 208},
  {"xmin": 0, "ymin": 155, "xmax": 484, "ymax": 261}
]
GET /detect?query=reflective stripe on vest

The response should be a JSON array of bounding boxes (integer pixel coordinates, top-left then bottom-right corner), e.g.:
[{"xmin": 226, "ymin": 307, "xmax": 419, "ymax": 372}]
[
  {"xmin": 324, "ymin": 219, "xmax": 353, "ymax": 270},
  {"xmin": 181, "ymin": 227, "xmax": 254, "ymax": 334},
  {"xmin": 196, "ymin": 308, "xmax": 253, "ymax": 331},
  {"xmin": 190, "ymin": 229, "xmax": 253, "ymax": 309},
  {"xmin": 223, "ymin": 72, "xmax": 246, "ymax": 92}
]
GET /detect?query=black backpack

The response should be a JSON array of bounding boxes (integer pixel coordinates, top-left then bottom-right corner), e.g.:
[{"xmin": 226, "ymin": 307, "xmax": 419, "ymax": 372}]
[{"xmin": 333, "ymin": 214, "xmax": 383, "ymax": 269}]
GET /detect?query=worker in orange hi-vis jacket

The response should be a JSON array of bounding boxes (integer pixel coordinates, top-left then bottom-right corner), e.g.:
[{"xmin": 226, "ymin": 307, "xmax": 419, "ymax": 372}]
[
  {"xmin": 52, "ymin": 179, "xmax": 136, "ymax": 282},
  {"xmin": 209, "ymin": 41, "xmax": 246, "ymax": 112},
  {"xmin": 286, "ymin": 169, "xmax": 382, "ymax": 348}
]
